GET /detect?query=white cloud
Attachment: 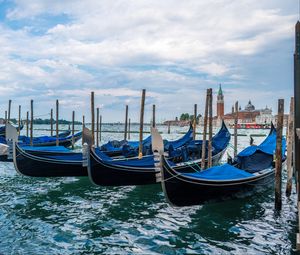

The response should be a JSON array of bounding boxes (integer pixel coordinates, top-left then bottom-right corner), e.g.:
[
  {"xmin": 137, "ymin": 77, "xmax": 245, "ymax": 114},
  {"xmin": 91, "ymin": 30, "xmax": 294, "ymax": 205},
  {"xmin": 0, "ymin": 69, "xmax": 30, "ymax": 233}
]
[{"xmin": 0, "ymin": 0, "xmax": 296, "ymax": 121}]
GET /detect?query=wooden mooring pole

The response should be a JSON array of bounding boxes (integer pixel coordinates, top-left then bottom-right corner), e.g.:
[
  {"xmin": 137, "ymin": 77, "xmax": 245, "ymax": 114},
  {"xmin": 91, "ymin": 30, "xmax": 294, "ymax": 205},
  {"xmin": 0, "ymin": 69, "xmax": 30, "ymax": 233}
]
[
  {"xmin": 26, "ymin": 111, "xmax": 29, "ymax": 137},
  {"xmin": 18, "ymin": 105, "xmax": 21, "ymax": 136},
  {"xmin": 201, "ymin": 89, "xmax": 209, "ymax": 169},
  {"xmin": 275, "ymin": 99, "xmax": 284, "ymax": 211},
  {"xmin": 124, "ymin": 105, "xmax": 128, "ymax": 140},
  {"xmin": 56, "ymin": 100, "xmax": 59, "ymax": 146},
  {"xmin": 293, "ymin": 21, "xmax": 300, "ymax": 250},
  {"xmin": 72, "ymin": 111, "xmax": 75, "ymax": 149},
  {"xmin": 30, "ymin": 100, "xmax": 33, "ymax": 146},
  {"xmin": 234, "ymin": 101, "xmax": 239, "ymax": 157},
  {"xmin": 286, "ymin": 97, "xmax": 294, "ymax": 197},
  {"xmin": 167, "ymin": 122, "xmax": 171, "ymax": 134},
  {"xmin": 138, "ymin": 89, "xmax": 146, "ymax": 158},
  {"xmin": 4, "ymin": 111, "xmax": 7, "ymax": 124},
  {"xmin": 50, "ymin": 108, "xmax": 53, "ymax": 136},
  {"xmin": 193, "ymin": 104, "xmax": 197, "ymax": 140},
  {"xmin": 128, "ymin": 118, "xmax": 131, "ymax": 140},
  {"xmin": 7, "ymin": 99, "xmax": 11, "ymax": 123},
  {"xmin": 99, "ymin": 115, "xmax": 102, "ymax": 142},
  {"xmin": 91, "ymin": 92, "xmax": 95, "ymax": 146},
  {"xmin": 152, "ymin": 104, "xmax": 156, "ymax": 128},
  {"xmin": 96, "ymin": 108, "xmax": 99, "ymax": 147},
  {"xmin": 82, "ymin": 115, "xmax": 85, "ymax": 145},
  {"xmin": 207, "ymin": 89, "xmax": 213, "ymax": 168}
]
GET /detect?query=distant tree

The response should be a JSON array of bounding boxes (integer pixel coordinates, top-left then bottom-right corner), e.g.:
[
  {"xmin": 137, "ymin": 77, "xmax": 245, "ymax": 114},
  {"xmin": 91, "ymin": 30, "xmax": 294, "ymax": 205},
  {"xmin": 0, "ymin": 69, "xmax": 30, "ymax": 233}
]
[
  {"xmin": 33, "ymin": 118, "xmax": 82, "ymax": 125},
  {"xmin": 180, "ymin": 113, "xmax": 190, "ymax": 121}
]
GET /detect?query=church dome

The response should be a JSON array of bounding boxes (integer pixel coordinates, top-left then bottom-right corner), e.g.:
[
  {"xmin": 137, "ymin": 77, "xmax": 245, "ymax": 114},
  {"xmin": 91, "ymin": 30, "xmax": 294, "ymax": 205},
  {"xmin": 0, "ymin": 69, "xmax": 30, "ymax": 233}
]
[{"xmin": 245, "ymin": 100, "xmax": 255, "ymax": 111}]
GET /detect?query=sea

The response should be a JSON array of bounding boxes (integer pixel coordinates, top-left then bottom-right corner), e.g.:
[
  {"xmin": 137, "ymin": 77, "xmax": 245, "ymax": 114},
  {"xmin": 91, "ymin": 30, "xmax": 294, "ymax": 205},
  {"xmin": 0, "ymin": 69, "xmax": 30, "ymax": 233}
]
[{"xmin": 0, "ymin": 124, "xmax": 298, "ymax": 254}]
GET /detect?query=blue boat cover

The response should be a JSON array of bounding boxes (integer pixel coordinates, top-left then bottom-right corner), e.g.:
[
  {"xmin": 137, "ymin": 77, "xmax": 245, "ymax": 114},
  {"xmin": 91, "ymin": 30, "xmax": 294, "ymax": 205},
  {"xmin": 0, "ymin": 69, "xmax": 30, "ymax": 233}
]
[
  {"xmin": 212, "ymin": 121, "xmax": 231, "ymax": 151},
  {"xmin": 94, "ymin": 148, "xmax": 155, "ymax": 168},
  {"xmin": 182, "ymin": 164, "xmax": 254, "ymax": 180},
  {"xmin": 17, "ymin": 131, "xmax": 82, "ymax": 145},
  {"xmin": 101, "ymin": 135, "xmax": 152, "ymax": 154},
  {"xmin": 237, "ymin": 128, "xmax": 286, "ymax": 158},
  {"xmin": 101, "ymin": 125, "xmax": 192, "ymax": 155},
  {"xmin": 169, "ymin": 121, "xmax": 230, "ymax": 160},
  {"xmin": 0, "ymin": 136, "xmax": 6, "ymax": 144},
  {"xmin": 165, "ymin": 125, "xmax": 193, "ymax": 150}
]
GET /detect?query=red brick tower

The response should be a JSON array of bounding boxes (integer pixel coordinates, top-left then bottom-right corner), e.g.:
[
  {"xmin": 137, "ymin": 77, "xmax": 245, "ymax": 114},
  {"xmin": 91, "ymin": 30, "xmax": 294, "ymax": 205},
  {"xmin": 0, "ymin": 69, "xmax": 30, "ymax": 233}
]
[{"xmin": 217, "ymin": 84, "xmax": 224, "ymax": 118}]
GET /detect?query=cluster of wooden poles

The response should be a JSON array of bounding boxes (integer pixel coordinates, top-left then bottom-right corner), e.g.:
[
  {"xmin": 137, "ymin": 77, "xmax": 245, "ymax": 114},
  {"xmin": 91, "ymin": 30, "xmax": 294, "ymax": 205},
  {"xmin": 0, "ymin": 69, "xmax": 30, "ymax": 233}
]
[{"xmin": 3, "ymin": 99, "xmax": 79, "ymax": 148}]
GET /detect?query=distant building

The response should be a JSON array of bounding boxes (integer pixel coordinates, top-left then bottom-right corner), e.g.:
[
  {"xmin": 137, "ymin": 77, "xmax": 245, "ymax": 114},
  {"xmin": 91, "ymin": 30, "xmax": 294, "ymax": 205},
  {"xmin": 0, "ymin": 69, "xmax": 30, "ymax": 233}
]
[
  {"xmin": 163, "ymin": 120, "xmax": 189, "ymax": 126},
  {"xmin": 217, "ymin": 84, "xmax": 224, "ymax": 119},
  {"xmin": 255, "ymin": 106, "xmax": 274, "ymax": 124},
  {"xmin": 212, "ymin": 84, "xmax": 278, "ymax": 127},
  {"xmin": 222, "ymin": 100, "xmax": 260, "ymax": 125}
]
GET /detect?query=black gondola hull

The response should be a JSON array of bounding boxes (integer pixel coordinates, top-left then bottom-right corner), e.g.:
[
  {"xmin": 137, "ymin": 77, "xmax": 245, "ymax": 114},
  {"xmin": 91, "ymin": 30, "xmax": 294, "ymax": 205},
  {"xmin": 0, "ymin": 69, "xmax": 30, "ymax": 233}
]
[
  {"xmin": 13, "ymin": 143, "xmax": 87, "ymax": 177},
  {"xmin": 88, "ymin": 149, "xmax": 158, "ymax": 186},
  {"xmin": 88, "ymin": 147, "xmax": 226, "ymax": 186},
  {"xmin": 161, "ymin": 156, "xmax": 275, "ymax": 207}
]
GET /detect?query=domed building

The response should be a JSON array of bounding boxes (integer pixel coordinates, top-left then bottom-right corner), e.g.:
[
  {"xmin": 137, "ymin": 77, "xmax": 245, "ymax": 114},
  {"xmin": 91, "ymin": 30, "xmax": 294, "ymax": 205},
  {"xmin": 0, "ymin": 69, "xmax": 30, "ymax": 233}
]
[
  {"xmin": 245, "ymin": 100, "xmax": 255, "ymax": 111},
  {"xmin": 213, "ymin": 86, "xmax": 275, "ymax": 128},
  {"xmin": 255, "ymin": 106, "xmax": 274, "ymax": 124},
  {"xmin": 221, "ymin": 100, "xmax": 260, "ymax": 124}
]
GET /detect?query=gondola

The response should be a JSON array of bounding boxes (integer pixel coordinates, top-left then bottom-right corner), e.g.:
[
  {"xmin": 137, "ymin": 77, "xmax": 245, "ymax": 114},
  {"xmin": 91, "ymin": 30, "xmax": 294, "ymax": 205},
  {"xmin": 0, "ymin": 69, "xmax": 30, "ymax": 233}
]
[
  {"xmin": 101, "ymin": 124, "xmax": 193, "ymax": 157},
  {"xmin": 87, "ymin": 122, "xmax": 230, "ymax": 186},
  {"xmin": 4, "ymin": 122, "xmax": 85, "ymax": 177},
  {"xmin": 1, "ymin": 126, "xmax": 82, "ymax": 163},
  {"xmin": 13, "ymin": 143, "xmax": 86, "ymax": 177},
  {"xmin": 17, "ymin": 131, "xmax": 82, "ymax": 147},
  {"xmin": 1, "ymin": 129, "xmax": 77, "ymax": 147},
  {"xmin": 156, "ymin": 123, "xmax": 286, "ymax": 207}
]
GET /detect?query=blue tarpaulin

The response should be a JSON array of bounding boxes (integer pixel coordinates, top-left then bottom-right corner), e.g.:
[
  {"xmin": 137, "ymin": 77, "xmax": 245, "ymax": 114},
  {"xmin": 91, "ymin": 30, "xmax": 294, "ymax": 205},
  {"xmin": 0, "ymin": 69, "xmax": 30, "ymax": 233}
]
[
  {"xmin": 183, "ymin": 164, "xmax": 254, "ymax": 180},
  {"xmin": 94, "ymin": 148, "xmax": 155, "ymax": 168}
]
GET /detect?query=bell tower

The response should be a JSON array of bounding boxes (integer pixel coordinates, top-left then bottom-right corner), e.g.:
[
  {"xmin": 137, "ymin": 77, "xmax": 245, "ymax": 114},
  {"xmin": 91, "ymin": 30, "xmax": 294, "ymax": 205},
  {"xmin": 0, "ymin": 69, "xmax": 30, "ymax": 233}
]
[{"xmin": 217, "ymin": 84, "xmax": 224, "ymax": 118}]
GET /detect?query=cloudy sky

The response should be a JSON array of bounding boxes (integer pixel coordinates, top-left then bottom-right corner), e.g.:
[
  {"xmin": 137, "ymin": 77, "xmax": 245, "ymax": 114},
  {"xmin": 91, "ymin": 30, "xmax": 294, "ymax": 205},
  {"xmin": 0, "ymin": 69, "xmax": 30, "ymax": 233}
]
[{"xmin": 0, "ymin": 0, "xmax": 297, "ymax": 122}]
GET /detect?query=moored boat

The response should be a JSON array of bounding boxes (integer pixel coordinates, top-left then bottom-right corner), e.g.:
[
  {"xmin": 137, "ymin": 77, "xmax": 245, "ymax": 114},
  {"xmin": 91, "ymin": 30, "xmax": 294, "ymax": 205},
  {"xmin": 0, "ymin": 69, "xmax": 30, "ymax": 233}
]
[
  {"xmin": 156, "ymin": 124, "xmax": 286, "ymax": 207},
  {"xmin": 13, "ymin": 143, "xmax": 86, "ymax": 177},
  {"xmin": 88, "ymin": 122, "xmax": 230, "ymax": 186}
]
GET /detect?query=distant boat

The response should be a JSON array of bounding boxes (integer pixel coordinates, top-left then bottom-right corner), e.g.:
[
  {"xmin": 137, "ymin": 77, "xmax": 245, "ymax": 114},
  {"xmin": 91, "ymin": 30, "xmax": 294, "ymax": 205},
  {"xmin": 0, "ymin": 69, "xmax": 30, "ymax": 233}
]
[
  {"xmin": 157, "ymin": 123, "xmax": 286, "ymax": 207},
  {"xmin": 229, "ymin": 123, "xmax": 271, "ymax": 129}
]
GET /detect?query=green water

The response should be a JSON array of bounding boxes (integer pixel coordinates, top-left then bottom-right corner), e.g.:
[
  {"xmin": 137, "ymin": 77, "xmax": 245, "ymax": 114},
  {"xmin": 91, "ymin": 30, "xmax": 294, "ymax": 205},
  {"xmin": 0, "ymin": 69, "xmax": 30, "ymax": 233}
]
[{"xmin": 0, "ymin": 170, "xmax": 298, "ymax": 254}]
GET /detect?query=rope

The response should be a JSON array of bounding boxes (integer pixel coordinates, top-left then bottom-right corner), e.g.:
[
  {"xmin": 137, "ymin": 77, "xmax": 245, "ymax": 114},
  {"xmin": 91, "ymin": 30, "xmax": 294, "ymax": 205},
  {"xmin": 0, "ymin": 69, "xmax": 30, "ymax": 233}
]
[{"xmin": 182, "ymin": 160, "xmax": 202, "ymax": 172}]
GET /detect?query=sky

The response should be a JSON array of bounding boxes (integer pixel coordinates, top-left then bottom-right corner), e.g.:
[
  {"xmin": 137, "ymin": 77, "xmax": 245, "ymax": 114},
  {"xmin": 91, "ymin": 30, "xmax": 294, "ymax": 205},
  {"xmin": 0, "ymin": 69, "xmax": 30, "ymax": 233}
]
[{"xmin": 0, "ymin": 0, "xmax": 297, "ymax": 122}]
